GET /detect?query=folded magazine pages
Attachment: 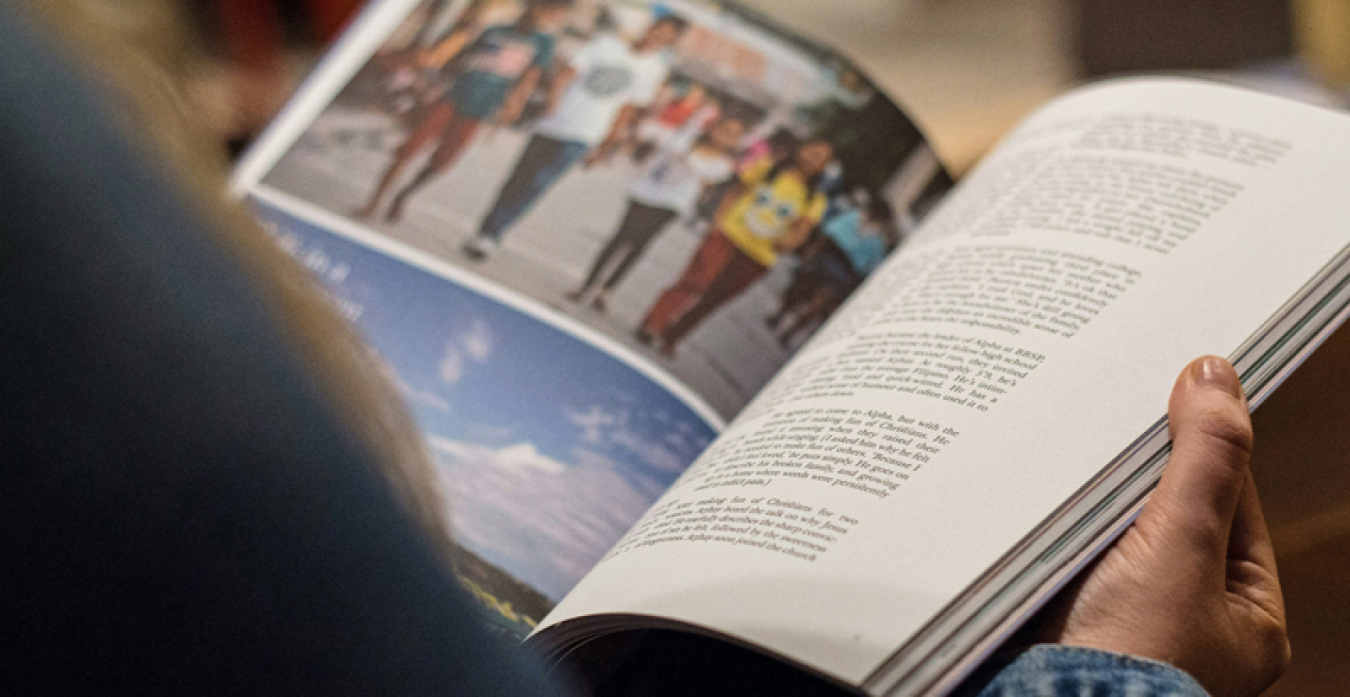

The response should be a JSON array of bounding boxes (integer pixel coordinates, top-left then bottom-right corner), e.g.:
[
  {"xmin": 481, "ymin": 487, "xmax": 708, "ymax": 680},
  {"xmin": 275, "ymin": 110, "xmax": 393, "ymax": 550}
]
[{"xmin": 234, "ymin": 1, "xmax": 1350, "ymax": 693}]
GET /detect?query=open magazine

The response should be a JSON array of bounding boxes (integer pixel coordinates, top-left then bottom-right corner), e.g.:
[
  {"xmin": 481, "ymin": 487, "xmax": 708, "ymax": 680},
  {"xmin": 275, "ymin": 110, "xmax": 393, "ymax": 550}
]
[{"xmin": 234, "ymin": 1, "xmax": 1350, "ymax": 694}]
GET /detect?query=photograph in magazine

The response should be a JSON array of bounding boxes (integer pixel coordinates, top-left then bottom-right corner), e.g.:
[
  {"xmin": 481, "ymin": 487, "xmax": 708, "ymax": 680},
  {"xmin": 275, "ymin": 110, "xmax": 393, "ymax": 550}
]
[
  {"xmin": 252, "ymin": 203, "xmax": 717, "ymax": 639},
  {"xmin": 256, "ymin": 0, "xmax": 952, "ymax": 419}
]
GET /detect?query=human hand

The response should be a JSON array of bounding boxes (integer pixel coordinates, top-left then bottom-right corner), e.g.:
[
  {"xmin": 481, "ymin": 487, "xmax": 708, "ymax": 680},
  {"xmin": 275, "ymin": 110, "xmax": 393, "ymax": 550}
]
[{"xmin": 1040, "ymin": 356, "xmax": 1289, "ymax": 696}]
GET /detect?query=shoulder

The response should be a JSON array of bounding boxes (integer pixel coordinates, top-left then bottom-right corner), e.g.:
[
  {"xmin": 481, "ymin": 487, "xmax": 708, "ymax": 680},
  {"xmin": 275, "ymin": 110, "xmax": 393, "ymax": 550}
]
[
  {"xmin": 824, "ymin": 210, "xmax": 856, "ymax": 230},
  {"xmin": 803, "ymin": 190, "xmax": 829, "ymax": 220},
  {"xmin": 634, "ymin": 51, "xmax": 671, "ymax": 79},
  {"xmin": 689, "ymin": 151, "xmax": 734, "ymax": 177},
  {"xmin": 530, "ymin": 32, "xmax": 556, "ymax": 59},
  {"xmin": 739, "ymin": 155, "xmax": 774, "ymax": 184},
  {"xmin": 565, "ymin": 37, "xmax": 598, "ymax": 63},
  {"xmin": 585, "ymin": 34, "xmax": 626, "ymax": 57},
  {"xmin": 705, "ymin": 154, "xmax": 736, "ymax": 177},
  {"xmin": 466, "ymin": 25, "xmax": 510, "ymax": 50},
  {"xmin": 478, "ymin": 24, "xmax": 511, "ymax": 41}
]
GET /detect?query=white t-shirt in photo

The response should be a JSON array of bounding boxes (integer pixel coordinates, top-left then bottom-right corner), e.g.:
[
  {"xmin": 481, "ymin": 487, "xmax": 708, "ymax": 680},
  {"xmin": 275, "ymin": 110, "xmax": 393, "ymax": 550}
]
[
  {"xmin": 535, "ymin": 34, "xmax": 670, "ymax": 146},
  {"xmin": 628, "ymin": 145, "xmax": 734, "ymax": 216}
]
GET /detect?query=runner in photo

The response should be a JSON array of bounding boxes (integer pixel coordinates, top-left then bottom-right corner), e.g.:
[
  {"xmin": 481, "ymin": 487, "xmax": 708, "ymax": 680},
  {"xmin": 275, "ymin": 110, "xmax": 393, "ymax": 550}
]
[
  {"xmin": 351, "ymin": 0, "xmax": 571, "ymax": 223},
  {"xmin": 464, "ymin": 13, "xmax": 689, "ymax": 259},
  {"xmin": 567, "ymin": 114, "xmax": 745, "ymax": 313},
  {"xmin": 639, "ymin": 138, "xmax": 834, "ymax": 356}
]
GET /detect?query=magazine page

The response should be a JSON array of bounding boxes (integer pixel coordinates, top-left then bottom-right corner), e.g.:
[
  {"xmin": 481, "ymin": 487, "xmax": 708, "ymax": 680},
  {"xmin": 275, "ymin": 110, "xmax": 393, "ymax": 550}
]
[
  {"xmin": 234, "ymin": 0, "xmax": 949, "ymax": 639},
  {"xmin": 533, "ymin": 79, "xmax": 1350, "ymax": 686},
  {"xmin": 236, "ymin": 0, "xmax": 951, "ymax": 420},
  {"xmin": 250, "ymin": 199, "xmax": 717, "ymax": 640}
]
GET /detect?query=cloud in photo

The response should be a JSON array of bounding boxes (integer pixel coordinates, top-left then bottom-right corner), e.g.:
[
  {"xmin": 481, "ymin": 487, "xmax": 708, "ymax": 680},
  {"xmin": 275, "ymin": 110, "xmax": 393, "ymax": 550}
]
[
  {"xmin": 428, "ymin": 401, "xmax": 709, "ymax": 600},
  {"xmin": 565, "ymin": 406, "xmax": 621, "ymax": 445},
  {"xmin": 429, "ymin": 436, "xmax": 565, "ymax": 476},
  {"xmin": 431, "ymin": 436, "xmax": 662, "ymax": 599},
  {"xmin": 465, "ymin": 423, "xmax": 513, "ymax": 444},
  {"xmin": 461, "ymin": 318, "xmax": 494, "ymax": 362},
  {"xmin": 609, "ymin": 427, "xmax": 687, "ymax": 473},
  {"xmin": 378, "ymin": 359, "xmax": 452, "ymax": 413},
  {"xmin": 566, "ymin": 404, "xmax": 704, "ymax": 474},
  {"xmin": 439, "ymin": 344, "xmax": 465, "ymax": 384},
  {"xmin": 439, "ymin": 318, "xmax": 496, "ymax": 385},
  {"xmin": 244, "ymin": 207, "xmax": 718, "ymax": 604}
]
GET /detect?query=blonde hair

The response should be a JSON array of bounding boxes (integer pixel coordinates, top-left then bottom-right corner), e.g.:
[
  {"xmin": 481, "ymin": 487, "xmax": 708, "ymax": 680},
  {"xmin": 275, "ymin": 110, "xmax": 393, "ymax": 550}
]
[{"xmin": 19, "ymin": 1, "xmax": 456, "ymax": 562}]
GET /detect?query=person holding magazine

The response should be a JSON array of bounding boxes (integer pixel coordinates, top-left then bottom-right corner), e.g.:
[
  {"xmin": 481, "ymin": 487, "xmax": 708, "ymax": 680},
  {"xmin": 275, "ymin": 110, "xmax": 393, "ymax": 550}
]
[
  {"xmin": 463, "ymin": 13, "xmax": 689, "ymax": 259},
  {"xmin": 7, "ymin": 2, "xmax": 1298, "ymax": 694},
  {"xmin": 567, "ymin": 115, "xmax": 745, "ymax": 312},
  {"xmin": 639, "ymin": 138, "xmax": 834, "ymax": 356},
  {"xmin": 351, "ymin": 0, "xmax": 572, "ymax": 223}
]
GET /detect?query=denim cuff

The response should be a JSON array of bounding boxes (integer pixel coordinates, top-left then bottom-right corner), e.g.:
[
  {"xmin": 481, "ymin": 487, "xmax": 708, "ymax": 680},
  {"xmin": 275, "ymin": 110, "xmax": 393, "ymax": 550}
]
[{"xmin": 975, "ymin": 644, "xmax": 1209, "ymax": 696}]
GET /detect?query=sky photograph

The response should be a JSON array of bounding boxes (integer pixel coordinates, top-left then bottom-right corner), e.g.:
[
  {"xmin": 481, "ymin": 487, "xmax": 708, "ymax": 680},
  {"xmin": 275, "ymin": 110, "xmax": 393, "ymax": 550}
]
[{"xmin": 252, "ymin": 201, "xmax": 716, "ymax": 600}]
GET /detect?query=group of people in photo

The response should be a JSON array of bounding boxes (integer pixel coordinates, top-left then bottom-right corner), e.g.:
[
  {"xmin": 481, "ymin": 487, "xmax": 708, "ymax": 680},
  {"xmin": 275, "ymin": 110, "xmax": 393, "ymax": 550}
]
[
  {"xmin": 765, "ymin": 190, "xmax": 896, "ymax": 347},
  {"xmin": 350, "ymin": 0, "xmax": 904, "ymax": 356},
  {"xmin": 578, "ymin": 111, "xmax": 901, "ymax": 355},
  {"xmin": 353, "ymin": 0, "xmax": 688, "ymax": 252}
]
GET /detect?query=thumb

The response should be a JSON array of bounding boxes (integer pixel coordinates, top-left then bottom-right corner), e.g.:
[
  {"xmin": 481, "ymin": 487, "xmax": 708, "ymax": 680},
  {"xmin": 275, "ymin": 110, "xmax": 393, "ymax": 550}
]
[{"xmin": 1143, "ymin": 356, "xmax": 1254, "ymax": 565}]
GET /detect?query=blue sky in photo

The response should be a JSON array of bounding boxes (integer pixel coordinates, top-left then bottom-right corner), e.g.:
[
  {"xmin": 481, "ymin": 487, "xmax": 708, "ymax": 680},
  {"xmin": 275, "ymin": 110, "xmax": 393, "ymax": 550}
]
[{"xmin": 251, "ymin": 201, "xmax": 716, "ymax": 600}]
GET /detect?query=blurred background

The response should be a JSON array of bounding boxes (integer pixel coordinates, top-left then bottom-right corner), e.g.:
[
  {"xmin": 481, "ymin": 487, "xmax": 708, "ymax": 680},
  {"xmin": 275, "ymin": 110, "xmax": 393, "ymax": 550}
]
[{"xmin": 177, "ymin": 0, "xmax": 1350, "ymax": 693}]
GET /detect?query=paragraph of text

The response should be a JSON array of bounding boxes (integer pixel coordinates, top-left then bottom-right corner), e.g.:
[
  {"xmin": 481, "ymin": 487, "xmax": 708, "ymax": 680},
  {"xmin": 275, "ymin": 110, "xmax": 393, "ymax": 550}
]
[
  {"xmin": 970, "ymin": 155, "xmax": 1242, "ymax": 254},
  {"xmin": 684, "ymin": 407, "xmax": 960, "ymax": 499},
  {"xmin": 608, "ymin": 496, "xmax": 860, "ymax": 563},
  {"xmin": 798, "ymin": 332, "xmax": 1042, "ymax": 410},
  {"xmin": 877, "ymin": 246, "xmax": 1138, "ymax": 338},
  {"xmin": 1073, "ymin": 113, "xmax": 1292, "ymax": 168}
]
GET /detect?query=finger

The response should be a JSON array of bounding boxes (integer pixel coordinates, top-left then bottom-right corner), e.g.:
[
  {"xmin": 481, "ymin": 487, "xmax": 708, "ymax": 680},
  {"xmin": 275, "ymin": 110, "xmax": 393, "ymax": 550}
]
[
  {"xmin": 1144, "ymin": 356, "xmax": 1253, "ymax": 561},
  {"xmin": 1228, "ymin": 470, "xmax": 1290, "ymax": 683},
  {"xmin": 1028, "ymin": 550, "xmax": 1106, "ymax": 643},
  {"xmin": 1227, "ymin": 470, "xmax": 1283, "ymax": 612}
]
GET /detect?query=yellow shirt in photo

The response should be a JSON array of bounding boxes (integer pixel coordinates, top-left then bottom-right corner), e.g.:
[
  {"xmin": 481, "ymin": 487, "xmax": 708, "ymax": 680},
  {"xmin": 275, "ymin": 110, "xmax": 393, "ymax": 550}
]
[{"xmin": 720, "ymin": 157, "xmax": 828, "ymax": 267}]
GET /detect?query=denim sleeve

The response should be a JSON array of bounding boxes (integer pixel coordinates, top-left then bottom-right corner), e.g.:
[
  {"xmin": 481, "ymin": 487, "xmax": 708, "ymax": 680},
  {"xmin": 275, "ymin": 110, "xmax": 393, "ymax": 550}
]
[{"xmin": 977, "ymin": 645, "xmax": 1209, "ymax": 697}]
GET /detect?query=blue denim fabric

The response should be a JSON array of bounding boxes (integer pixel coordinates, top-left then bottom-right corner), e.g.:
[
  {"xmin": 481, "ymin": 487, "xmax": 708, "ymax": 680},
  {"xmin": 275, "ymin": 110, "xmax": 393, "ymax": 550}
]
[
  {"xmin": 478, "ymin": 133, "xmax": 591, "ymax": 239},
  {"xmin": 977, "ymin": 645, "xmax": 1209, "ymax": 696}
]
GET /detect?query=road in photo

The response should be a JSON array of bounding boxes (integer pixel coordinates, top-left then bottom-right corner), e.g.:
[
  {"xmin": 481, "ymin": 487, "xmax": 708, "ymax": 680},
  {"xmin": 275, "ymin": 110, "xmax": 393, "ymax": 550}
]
[
  {"xmin": 262, "ymin": 112, "xmax": 792, "ymax": 417},
  {"xmin": 254, "ymin": 0, "xmax": 951, "ymax": 419}
]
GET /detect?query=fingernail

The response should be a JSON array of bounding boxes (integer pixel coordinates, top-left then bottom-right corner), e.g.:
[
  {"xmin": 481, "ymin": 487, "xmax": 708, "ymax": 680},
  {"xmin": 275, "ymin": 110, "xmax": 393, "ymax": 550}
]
[{"xmin": 1192, "ymin": 356, "xmax": 1242, "ymax": 398}]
